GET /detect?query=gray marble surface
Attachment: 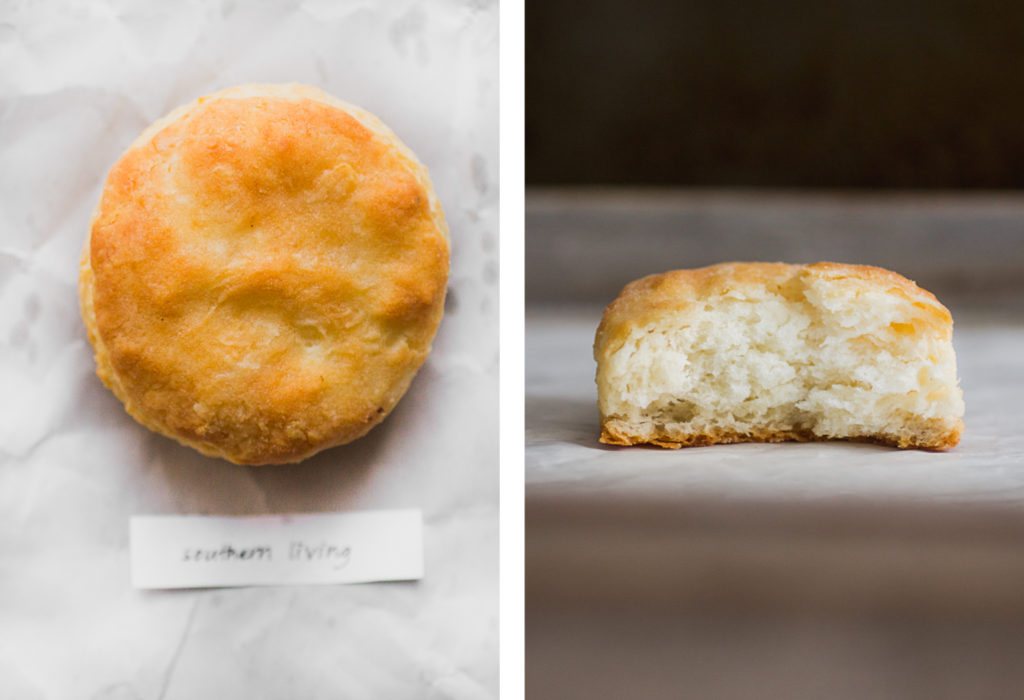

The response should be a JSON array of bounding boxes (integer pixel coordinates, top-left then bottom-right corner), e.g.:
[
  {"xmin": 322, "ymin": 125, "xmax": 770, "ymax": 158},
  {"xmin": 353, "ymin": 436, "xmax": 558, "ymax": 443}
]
[
  {"xmin": 527, "ymin": 306, "xmax": 1024, "ymax": 504},
  {"xmin": 0, "ymin": 2, "xmax": 497, "ymax": 698}
]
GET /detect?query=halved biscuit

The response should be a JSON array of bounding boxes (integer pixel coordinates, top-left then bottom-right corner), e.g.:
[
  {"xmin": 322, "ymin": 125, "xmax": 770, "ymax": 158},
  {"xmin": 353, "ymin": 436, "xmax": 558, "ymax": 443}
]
[{"xmin": 595, "ymin": 262, "xmax": 963, "ymax": 450}]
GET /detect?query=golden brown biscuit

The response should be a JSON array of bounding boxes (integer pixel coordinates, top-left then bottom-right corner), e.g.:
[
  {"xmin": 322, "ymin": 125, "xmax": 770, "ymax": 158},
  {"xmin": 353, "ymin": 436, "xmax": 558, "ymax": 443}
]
[
  {"xmin": 80, "ymin": 84, "xmax": 449, "ymax": 465},
  {"xmin": 595, "ymin": 262, "xmax": 964, "ymax": 450}
]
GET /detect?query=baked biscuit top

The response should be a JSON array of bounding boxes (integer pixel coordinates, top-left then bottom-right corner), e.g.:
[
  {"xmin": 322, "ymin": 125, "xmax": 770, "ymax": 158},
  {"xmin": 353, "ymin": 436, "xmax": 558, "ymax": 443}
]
[{"xmin": 81, "ymin": 84, "xmax": 449, "ymax": 464}]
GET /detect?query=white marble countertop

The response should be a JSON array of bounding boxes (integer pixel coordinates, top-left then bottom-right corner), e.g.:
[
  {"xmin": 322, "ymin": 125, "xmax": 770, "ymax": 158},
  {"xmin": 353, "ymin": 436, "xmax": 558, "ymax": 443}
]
[
  {"xmin": 527, "ymin": 305, "xmax": 1024, "ymax": 504},
  {"xmin": 0, "ymin": 2, "xmax": 497, "ymax": 698}
]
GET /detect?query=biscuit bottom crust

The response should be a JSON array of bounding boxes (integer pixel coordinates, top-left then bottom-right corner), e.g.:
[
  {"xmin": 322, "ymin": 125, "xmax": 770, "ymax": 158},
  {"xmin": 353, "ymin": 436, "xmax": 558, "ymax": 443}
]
[
  {"xmin": 600, "ymin": 419, "xmax": 965, "ymax": 451},
  {"xmin": 82, "ymin": 84, "xmax": 449, "ymax": 465}
]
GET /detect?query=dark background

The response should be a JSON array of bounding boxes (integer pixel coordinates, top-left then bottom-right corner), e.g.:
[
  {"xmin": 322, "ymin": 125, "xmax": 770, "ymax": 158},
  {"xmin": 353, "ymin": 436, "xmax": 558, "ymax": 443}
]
[{"xmin": 527, "ymin": 0, "xmax": 1024, "ymax": 187}]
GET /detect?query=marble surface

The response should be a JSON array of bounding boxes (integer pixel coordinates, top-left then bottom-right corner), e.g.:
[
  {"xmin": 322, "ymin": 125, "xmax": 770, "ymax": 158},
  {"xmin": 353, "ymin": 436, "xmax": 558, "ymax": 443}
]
[
  {"xmin": 527, "ymin": 306, "xmax": 1024, "ymax": 504},
  {"xmin": 0, "ymin": 2, "xmax": 498, "ymax": 698}
]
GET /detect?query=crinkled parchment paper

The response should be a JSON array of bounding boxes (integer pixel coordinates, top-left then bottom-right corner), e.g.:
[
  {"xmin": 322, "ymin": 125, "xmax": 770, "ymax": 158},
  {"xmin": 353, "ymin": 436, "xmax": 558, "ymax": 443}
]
[{"xmin": 0, "ymin": 1, "xmax": 497, "ymax": 697}]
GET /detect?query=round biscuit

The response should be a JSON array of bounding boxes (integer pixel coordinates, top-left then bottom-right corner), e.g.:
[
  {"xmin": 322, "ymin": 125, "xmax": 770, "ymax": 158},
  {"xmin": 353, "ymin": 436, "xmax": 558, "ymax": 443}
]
[{"xmin": 80, "ymin": 84, "xmax": 449, "ymax": 465}]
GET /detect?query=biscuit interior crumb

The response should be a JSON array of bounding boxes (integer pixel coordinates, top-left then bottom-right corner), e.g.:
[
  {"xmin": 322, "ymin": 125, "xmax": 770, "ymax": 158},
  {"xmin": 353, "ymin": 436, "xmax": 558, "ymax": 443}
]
[{"xmin": 597, "ymin": 265, "xmax": 963, "ymax": 448}]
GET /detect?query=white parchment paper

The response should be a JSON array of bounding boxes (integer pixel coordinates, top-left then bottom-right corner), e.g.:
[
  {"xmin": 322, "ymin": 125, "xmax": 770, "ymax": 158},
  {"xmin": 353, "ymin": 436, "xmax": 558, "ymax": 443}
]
[{"xmin": 0, "ymin": 1, "xmax": 497, "ymax": 697}]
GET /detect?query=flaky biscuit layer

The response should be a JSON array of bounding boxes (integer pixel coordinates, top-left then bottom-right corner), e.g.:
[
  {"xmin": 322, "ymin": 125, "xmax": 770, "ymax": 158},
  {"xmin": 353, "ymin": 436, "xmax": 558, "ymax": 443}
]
[{"xmin": 595, "ymin": 262, "xmax": 964, "ymax": 451}]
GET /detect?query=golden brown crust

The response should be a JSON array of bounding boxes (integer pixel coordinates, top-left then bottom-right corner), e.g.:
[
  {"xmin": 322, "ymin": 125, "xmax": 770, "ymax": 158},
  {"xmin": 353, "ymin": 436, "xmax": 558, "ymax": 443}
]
[
  {"xmin": 81, "ymin": 84, "xmax": 448, "ymax": 465},
  {"xmin": 595, "ymin": 262, "xmax": 962, "ymax": 452},
  {"xmin": 599, "ymin": 419, "xmax": 965, "ymax": 452},
  {"xmin": 595, "ymin": 262, "xmax": 952, "ymax": 363}
]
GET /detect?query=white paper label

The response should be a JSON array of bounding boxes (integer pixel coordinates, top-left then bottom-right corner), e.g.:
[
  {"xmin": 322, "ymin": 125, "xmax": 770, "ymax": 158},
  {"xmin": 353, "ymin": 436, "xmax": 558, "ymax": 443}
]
[{"xmin": 130, "ymin": 510, "xmax": 423, "ymax": 589}]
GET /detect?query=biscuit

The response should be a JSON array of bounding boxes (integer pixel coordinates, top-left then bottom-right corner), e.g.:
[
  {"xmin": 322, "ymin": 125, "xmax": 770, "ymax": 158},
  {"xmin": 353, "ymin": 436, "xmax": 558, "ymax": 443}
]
[
  {"xmin": 595, "ymin": 262, "xmax": 964, "ymax": 450},
  {"xmin": 80, "ymin": 84, "xmax": 449, "ymax": 465}
]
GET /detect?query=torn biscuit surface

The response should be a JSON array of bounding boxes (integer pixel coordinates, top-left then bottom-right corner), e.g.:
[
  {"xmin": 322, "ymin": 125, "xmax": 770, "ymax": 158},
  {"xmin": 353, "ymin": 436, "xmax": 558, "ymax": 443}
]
[{"xmin": 594, "ymin": 262, "xmax": 964, "ymax": 451}]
